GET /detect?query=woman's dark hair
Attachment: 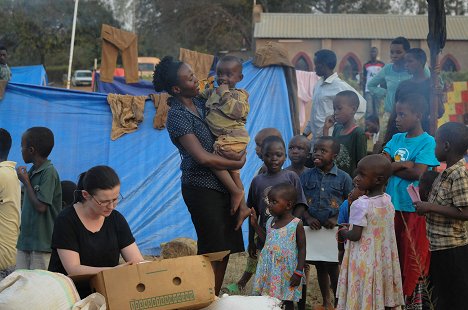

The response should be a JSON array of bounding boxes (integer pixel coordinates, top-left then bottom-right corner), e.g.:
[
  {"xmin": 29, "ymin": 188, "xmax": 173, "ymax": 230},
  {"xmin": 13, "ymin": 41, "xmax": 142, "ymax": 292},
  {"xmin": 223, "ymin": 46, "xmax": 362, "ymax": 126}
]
[
  {"xmin": 407, "ymin": 48, "xmax": 427, "ymax": 65},
  {"xmin": 152, "ymin": 56, "xmax": 183, "ymax": 96},
  {"xmin": 74, "ymin": 166, "xmax": 120, "ymax": 203},
  {"xmin": 391, "ymin": 36, "xmax": 410, "ymax": 51}
]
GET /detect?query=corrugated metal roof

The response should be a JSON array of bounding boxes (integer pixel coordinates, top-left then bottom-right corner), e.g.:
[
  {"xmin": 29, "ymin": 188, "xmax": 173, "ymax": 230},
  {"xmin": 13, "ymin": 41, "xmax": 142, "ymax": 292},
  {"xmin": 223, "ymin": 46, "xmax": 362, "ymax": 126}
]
[{"xmin": 254, "ymin": 13, "xmax": 468, "ymax": 40}]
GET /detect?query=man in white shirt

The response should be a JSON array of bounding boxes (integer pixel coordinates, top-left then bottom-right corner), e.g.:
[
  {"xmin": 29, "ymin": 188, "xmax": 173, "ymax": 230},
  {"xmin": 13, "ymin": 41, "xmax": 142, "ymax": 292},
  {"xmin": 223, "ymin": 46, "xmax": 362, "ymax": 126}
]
[{"xmin": 303, "ymin": 49, "xmax": 366, "ymax": 144}]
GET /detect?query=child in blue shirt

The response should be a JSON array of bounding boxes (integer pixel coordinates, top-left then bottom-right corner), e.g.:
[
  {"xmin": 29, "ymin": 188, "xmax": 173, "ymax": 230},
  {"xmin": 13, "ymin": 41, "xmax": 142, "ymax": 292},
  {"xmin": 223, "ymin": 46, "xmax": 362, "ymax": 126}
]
[
  {"xmin": 383, "ymin": 92, "xmax": 439, "ymax": 305},
  {"xmin": 300, "ymin": 136, "xmax": 353, "ymax": 309}
]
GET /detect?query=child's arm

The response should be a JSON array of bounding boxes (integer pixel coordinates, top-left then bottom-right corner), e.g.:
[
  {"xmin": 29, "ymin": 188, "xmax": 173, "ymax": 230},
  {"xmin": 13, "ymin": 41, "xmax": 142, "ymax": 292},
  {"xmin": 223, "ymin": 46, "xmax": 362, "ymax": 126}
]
[
  {"xmin": 356, "ymin": 128, "xmax": 367, "ymax": 164},
  {"xmin": 249, "ymin": 208, "xmax": 266, "ymax": 242},
  {"xmin": 367, "ymin": 67, "xmax": 387, "ymax": 98},
  {"xmin": 415, "ymin": 202, "xmax": 468, "ymax": 221},
  {"xmin": 393, "ymin": 163, "xmax": 428, "ymax": 180},
  {"xmin": 290, "ymin": 221, "xmax": 306, "ymax": 287},
  {"xmin": 322, "ymin": 115, "xmax": 335, "ymax": 136},
  {"xmin": 16, "ymin": 166, "xmax": 49, "ymax": 213},
  {"xmin": 338, "ymin": 224, "xmax": 364, "ymax": 242}
]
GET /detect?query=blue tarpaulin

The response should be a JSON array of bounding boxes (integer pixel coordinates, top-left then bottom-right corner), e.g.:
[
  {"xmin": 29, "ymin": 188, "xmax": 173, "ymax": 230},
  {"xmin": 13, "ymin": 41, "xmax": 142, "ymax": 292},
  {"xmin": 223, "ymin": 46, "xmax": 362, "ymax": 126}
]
[
  {"xmin": 0, "ymin": 60, "xmax": 293, "ymax": 255},
  {"xmin": 95, "ymin": 72, "xmax": 155, "ymax": 96},
  {"xmin": 10, "ymin": 65, "xmax": 48, "ymax": 86}
]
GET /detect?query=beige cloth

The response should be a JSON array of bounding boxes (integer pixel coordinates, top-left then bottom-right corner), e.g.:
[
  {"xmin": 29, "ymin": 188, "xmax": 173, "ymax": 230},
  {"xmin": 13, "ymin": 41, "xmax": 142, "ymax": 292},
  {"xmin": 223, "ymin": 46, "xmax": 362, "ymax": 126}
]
[
  {"xmin": 150, "ymin": 93, "xmax": 170, "ymax": 129},
  {"xmin": 179, "ymin": 48, "xmax": 214, "ymax": 80},
  {"xmin": 253, "ymin": 41, "xmax": 294, "ymax": 68},
  {"xmin": 0, "ymin": 80, "xmax": 7, "ymax": 100},
  {"xmin": 107, "ymin": 94, "xmax": 146, "ymax": 140}
]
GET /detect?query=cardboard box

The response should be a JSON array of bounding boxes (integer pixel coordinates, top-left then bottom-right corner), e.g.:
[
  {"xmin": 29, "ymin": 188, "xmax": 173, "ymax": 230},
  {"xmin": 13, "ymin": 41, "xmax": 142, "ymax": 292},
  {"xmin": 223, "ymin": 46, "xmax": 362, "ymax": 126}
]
[{"xmin": 72, "ymin": 251, "xmax": 228, "ymax": 310}]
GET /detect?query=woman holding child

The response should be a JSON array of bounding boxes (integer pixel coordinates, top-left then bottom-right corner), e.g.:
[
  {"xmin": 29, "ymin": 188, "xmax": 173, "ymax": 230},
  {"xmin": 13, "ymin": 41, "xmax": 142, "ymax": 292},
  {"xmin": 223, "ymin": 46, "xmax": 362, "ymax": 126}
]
[{"xmin": 152, "ymin": 56, "xmax": 247, "ymax": 295}]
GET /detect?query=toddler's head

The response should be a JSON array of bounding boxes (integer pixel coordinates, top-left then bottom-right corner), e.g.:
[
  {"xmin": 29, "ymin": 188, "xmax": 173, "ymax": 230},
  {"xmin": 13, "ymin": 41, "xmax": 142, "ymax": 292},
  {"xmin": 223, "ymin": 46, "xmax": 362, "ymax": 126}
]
[
  {"xmin": 333, "ymin": 90, "xmax": 359, "ymax": 125},
  {"xmin": 365, "ymin": 115, "xmax": 380, "ymax": 134},
  {"xmin": 261, "ymin": 135, "xmax": 286, "ymax": 174},
  {"xmin": 254, "ymin": 128, "xmax": 282, "ymax": 160},
  {"xmin": 435, "ymin": 122, "xmax": 468, "ymax": 163},
  {"xmin": 418, "ymin": 171, "xmax": 439, "ymax": 202},
  {"xmin": 267, "ymin": 183, "xmax": 297, "ymax": 217},
  {"xmin": 312, "ymin": 136, "xmax": 340, "ymax": 170},
  {"xmin": 395, "ymin": 93, "xmax": 426, "ymax": 133},
  {"xmin": 354, "ymin": 154, "xmax": 392, "ymax": 193},
  {"xmin": 288, "ymin": 135, "xmax": 310, "ymax": 166},
  {"xmin": 216, "ymin": 55, "xmax": 243, "ymax": 89}
]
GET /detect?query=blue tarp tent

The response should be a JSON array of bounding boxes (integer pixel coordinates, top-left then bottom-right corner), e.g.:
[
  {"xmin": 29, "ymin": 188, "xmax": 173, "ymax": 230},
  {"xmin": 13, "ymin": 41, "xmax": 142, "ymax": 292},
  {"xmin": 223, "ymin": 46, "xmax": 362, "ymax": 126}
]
[
  {"xmin": 10, "ymin": 65, "xmax": 48, "ymax": 86},
  {"xmin": 94, "ymin": 72, "xmax": 155, "ymax": 96},
  {"xmin": 0, "ymin": 60, "xmax": 293, "ymax": 255}
]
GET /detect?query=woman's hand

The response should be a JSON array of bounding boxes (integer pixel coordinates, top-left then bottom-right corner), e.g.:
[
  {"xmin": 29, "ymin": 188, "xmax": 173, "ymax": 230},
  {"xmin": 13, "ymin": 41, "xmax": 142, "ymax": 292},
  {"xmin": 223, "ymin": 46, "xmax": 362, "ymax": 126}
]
[{"xmin": 218, "ymin": 148, "xmax": 246, "ymax": 162}]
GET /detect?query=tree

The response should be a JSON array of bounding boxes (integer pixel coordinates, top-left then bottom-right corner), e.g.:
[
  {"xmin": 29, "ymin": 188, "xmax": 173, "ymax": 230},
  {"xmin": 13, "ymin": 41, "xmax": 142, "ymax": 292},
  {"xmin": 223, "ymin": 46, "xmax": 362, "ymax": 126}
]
[{"xmin": 135, "ymin": 0, "xmax": 253, "ymax": 57}]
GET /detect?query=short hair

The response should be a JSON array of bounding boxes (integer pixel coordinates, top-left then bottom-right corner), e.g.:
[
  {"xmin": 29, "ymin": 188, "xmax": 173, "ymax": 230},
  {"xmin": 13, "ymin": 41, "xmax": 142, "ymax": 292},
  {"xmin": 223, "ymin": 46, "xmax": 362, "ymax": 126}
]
[
  {"xmin": 370, "ymin": 46, "xmax": 378, "ymax": 52},
  {"xmin": 0, "ymin": 128, "xmax": 12, "ymax": 159},
  {"xmin": 336, "ymin": 90, "xmax": 359, "ymax": 110},
  {"xmin": 218, "ymin": 55, "xmax": 242, "ymax": 67},
  {"xmin": 407, "ymin": 48, "xmax": 427, "ymax": 65},
  {"xmin": 437, "ymin": 122, "xmax": 468, "ymax": 155},
  {"xmin": 359, "ymin": 154, "xmax": 392, "ymax": 181},
  {"xmin": 289, "ymin": 135, "xmax": 311, "ymax": 150},
  {"xmin": 0, "ymin": 46, "xmax": 7, "ymax": 52},
  {"xmin": 391, "ymin": 36, "xmax": 411, "ymax": 51},
  {"xmin": 365, "ymin": 114, "xmax": 380, "ymax": 126},
  {"xmin": 270, "ymin": 183, "xmax": 297, "ymax": 204},
  {"xmin": 153, "ymin": 56, "xmax": 183, "ymax": 96},
  {"xmin": 261, "ymin": 135, "xmax": 286, "ymax": 152},
  {"xmin": 316, "ymin": 136, "xmax": 340, "ymax": 155},
  {"xmin": 75, "ymin": 165, "xmax": 120, "ymax": 203},
  {"xmin": 61, "ymin": 180, "xmax": 77, "ymax": 208},
  {"xmin": 23, "ymin": 127, "xmax": 54, "ymax": 158},
  {"xmin": 396, "ymin": 93, "xmax": 427, "ymax": 115},
  {"xmin": 314, "ymin": 49, "xmax": 337, "ymax": 70}
]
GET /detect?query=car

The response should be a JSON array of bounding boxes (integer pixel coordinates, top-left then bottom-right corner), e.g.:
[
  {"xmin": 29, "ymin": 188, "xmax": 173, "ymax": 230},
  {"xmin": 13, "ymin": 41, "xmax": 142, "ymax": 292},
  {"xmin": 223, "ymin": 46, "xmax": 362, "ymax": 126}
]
[{"xmin": 71, "ymin": 70, "xmax": 92, "ymax": 86}]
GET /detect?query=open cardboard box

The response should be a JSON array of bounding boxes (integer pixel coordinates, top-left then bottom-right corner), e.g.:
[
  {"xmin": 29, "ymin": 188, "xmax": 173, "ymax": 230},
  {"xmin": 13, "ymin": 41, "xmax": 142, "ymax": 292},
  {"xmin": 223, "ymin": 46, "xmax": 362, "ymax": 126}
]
[{"xmin": 71, "ymin": 251, "xmax": 229, "ymax": 310}]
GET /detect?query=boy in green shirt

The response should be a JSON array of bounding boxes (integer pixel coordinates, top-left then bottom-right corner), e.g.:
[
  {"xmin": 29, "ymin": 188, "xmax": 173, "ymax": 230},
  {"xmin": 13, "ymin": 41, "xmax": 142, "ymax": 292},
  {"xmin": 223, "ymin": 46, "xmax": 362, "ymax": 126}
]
[{"xmin": 16, "ymin": 127, "xmax": 62, "ymax": 270}]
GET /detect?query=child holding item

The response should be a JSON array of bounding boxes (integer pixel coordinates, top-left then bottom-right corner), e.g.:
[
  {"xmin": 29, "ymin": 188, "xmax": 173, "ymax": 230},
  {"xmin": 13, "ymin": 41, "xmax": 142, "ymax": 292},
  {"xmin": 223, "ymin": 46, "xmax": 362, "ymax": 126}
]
[
  {"xmin": 337, "ymin": 155, "xmax": 404, "ymax": 310},
  {"xmin": 251, "ymin": 183, "xmax": 306, "ymax": 310},
  {"xmin": 16, "ymin": 127, "xmax": 62, "ymax": 270},
  {"xmin": 382, "ymin": 93, "xmax": 439, "ymax": 307},
  {"xmin": 418, "ymin": 170, "xmax": 439, "ymax": 202},
  {"xmin": 285, "ymin": 135, "xmax": 311, "ymax": 176},
  {"xmin": 323, "ymin": 90, "xmax": 367, "ymax": 176},
  {"xmin": 300, "ymin": 136, "xmax": 353, "ymax": 309},
  {"xmin": 415, "ymin": 122, "xmax": 468, "ymax": 310},
  {"xmin": 199, "ymin": 55, "xmax": 250, "ymax": 217},
  {"xmin": 225, "ymin": 128, "xmax": 283, "ymax": 294}
]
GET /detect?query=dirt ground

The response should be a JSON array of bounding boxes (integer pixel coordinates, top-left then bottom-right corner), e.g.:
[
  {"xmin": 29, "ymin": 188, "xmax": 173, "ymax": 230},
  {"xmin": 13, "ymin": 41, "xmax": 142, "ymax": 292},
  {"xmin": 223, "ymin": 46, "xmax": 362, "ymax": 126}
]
[{"xmin": 221, "ymin": 252, "xmax": 324, "ymax": 308}]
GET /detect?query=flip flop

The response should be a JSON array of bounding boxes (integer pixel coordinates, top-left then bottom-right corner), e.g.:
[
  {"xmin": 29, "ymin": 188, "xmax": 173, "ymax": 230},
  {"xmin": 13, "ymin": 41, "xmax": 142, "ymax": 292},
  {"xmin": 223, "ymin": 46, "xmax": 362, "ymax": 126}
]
[{"xmin": 225, "ymin": 283, "xmax": 240, "ymax": 294}]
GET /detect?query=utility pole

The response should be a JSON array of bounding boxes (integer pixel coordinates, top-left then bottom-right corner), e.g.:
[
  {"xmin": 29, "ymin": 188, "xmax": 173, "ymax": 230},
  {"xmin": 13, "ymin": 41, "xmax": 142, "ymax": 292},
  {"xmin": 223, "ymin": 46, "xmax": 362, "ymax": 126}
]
[{"xmin": 66, "ymin": 0, "xmax": 79, "ymax": 89}]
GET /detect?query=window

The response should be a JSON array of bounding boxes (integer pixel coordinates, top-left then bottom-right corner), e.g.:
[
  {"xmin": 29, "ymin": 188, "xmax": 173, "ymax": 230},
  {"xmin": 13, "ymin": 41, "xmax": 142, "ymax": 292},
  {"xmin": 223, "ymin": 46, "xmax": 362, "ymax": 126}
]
[
  {"xmin": 339, "ymin": 53, "xmax": 361, "ymax": 81},
  {"xmin": 292, "ymin": 52, "xmax": 313, "ymax": 72},
  {"xmin": 440, "ymin": 56, "xmax": 459, "ymax": 72}
]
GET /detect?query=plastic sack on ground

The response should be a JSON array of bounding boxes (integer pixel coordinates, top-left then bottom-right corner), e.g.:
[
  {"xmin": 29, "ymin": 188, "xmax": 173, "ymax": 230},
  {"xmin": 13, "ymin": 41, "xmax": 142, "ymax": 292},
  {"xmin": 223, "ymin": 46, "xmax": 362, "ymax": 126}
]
[
  {"xmin": 72, "ymin": 292, "xmax": 106, "ymax": 310},
  {"xmin": 201, "ymin": 294, "xmax": 282, "ymax": 310},
  {"xmin": 0, "ymin": 270, "xmax": 80, "ymax": 310}
]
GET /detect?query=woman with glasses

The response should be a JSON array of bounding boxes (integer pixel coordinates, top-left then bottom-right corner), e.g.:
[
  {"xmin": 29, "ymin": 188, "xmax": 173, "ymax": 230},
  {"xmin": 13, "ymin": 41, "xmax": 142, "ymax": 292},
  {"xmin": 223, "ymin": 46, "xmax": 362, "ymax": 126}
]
[{"xmin": 48, "ymin": 165, "xmax": 143, "ymax": 298}]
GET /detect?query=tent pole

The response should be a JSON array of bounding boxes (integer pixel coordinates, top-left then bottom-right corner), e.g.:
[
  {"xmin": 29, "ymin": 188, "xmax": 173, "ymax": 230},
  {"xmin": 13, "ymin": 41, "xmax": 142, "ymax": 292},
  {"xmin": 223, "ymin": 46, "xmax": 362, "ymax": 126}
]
[{"xmin": 66, "ymin": 0, "xmax": 79, "ymax": 89}]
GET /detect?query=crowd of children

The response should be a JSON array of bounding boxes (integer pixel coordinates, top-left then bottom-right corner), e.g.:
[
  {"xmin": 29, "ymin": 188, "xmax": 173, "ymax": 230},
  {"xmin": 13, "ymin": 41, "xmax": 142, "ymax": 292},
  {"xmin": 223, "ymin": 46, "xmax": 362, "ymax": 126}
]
[{"xmin": 1, "ymin": 51, "xmax": 468, "ymax": 310}]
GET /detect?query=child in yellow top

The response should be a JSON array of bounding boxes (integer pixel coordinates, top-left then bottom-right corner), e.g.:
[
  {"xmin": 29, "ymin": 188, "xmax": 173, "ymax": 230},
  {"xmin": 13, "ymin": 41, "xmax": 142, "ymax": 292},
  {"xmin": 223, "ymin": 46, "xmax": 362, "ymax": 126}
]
[{"xmin": 200, "ymin": 55, "xmax": 250, "ymax": 219}]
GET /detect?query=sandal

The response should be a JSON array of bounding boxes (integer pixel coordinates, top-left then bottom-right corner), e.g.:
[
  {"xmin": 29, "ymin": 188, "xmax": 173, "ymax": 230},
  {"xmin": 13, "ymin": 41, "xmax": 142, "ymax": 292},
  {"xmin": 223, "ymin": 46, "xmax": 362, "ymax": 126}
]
[{"xmin": 225, "ymin": 283, "xmax": 241, "ymax": 294}]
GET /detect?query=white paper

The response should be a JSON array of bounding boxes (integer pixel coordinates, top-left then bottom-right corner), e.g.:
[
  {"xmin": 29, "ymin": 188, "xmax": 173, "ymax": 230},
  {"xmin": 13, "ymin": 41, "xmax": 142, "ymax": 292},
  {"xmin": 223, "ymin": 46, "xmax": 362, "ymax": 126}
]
[{"xmin": 305, "ymin": 227, "xmax": 339, "ymax": 262}]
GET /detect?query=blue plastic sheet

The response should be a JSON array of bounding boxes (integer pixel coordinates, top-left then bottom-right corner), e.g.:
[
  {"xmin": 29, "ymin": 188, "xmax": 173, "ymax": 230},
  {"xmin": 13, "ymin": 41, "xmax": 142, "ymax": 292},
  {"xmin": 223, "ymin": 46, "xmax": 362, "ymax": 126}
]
[
  {"xmin": 95, "ymin": 72, "xmax": 155, "ymax": 96},
  {"xmin": 10, "ymin": 65, "xmax": 48, "ymax": 86},
  {"xmin": 0, "ymin": 60, "xmax": 293, "ymax": 255}
]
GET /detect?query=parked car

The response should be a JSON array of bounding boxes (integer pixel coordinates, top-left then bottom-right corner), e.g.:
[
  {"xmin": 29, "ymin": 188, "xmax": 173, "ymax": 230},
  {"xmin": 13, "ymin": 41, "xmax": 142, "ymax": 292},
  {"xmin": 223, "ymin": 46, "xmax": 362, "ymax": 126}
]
[{"xmin": 71, "ymin": 70, "xmax": 92, "ymax": 86}]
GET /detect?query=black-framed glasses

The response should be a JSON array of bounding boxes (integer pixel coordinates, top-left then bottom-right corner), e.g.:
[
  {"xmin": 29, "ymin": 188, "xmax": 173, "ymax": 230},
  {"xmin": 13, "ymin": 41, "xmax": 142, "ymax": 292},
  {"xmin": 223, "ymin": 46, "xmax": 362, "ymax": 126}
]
[{"xmin": 91, "ymin": 193, "xmax": 124, "ymax": 208}]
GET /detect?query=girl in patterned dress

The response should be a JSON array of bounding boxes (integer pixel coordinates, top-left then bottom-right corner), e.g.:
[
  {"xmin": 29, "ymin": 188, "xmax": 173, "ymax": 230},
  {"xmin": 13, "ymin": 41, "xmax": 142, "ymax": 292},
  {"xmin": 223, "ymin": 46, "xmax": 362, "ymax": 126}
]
[
  {"xmin": 337, "ymin": 155, "xmax": 404, "ymax": 310},
  {"xmin": 251, "ymin": 183, "xmax": 306, "ymax": 310}
]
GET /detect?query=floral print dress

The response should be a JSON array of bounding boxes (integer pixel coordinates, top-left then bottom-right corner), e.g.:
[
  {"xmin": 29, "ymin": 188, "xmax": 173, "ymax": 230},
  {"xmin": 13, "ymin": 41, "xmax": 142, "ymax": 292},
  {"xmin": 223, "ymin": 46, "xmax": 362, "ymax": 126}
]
[
  {"xmin": 337, "ymin": 194, "xmax": 404, "ymax": 309},
  {"xmin": 253, "ymin": 217, "xmax": 302, "ymax": 302}
]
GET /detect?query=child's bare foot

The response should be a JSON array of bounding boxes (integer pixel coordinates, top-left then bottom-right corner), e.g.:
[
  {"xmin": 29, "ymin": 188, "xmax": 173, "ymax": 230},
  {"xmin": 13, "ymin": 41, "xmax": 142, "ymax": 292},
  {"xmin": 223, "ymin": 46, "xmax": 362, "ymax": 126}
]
[
  {"xmin": 230, "ymin": 189, "xmax": 244, "ymax": 215},
  {"xmin": 234, "ymin": 202, "xmax": 250, "ymax": 230}
]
